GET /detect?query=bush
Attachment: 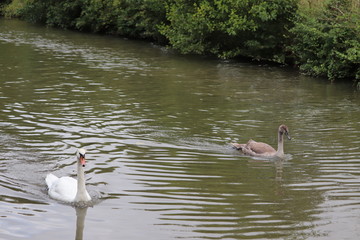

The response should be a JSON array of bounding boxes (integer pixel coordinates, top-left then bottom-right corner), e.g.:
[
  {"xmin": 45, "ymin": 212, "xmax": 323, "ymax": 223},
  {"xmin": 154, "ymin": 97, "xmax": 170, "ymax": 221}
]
[
  {"xmin": 290, "ymin": 0, "xmax": 360, "ymax": 80},
  {"xmin": 76, "ymin": 0, "xmax": 166, "ymax": 41},
  {"xmin": 159, "ymin": 0, "xmax": 298, "ymax": 62},
  {"xmin": 1, "ymin": 0, "xmax": 358, "ymax": 81},
  {"xmin": 4, "ymin": 0, "xmax": 167, "ymax": 42},
  {"xmin": 1, "ymin": 0, "xmax": 27, "ymax": 18},
  {"xmin": 3, "ymin": 0, "xmax": 81, "ymax": 27}
]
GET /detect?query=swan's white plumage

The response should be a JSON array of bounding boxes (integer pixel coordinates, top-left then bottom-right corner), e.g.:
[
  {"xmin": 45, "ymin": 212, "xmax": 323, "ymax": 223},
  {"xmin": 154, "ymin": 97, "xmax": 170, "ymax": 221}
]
[
  {"xmin": 46, "ymin": 174, "xmax": 79, "ymax": 202},
  {"xmin": 45, "ymin": 173, "xmax": 59, "ymax": 189},
  {"xmin": 46, "ymin": 148, "xmax": 91, "ymax": 203}
]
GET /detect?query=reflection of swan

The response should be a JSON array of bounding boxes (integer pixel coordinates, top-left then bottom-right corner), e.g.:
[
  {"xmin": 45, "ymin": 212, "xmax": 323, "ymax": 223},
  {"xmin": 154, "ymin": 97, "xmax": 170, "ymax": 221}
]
[
  {"xmin": 275, "ymin": 159, "xmax": 284, "ymax": 181},
  {"xmin": 231, "ymin": 125, "xmax": 291, "ymax": 158},
  {"xmin": 75, "ymin": 207, "xmax": 88, "ymax": 240},
  {"xmin": 46, "ymin": 149, "xmax": 91, "ymax": 203}
]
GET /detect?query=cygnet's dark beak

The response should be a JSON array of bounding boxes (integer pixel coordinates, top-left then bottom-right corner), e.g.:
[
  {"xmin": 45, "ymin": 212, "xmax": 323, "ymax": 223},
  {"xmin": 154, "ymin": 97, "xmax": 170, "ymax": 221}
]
[{"xmin": 286, "ymin": 131, "xmax": 291, "ymax": 140}]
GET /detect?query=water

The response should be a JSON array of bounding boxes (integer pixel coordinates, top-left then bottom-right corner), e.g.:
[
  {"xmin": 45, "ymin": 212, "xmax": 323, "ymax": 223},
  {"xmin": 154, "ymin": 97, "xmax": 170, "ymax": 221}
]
[{"xmin": 1, "ymin": 18, "xmax": 359, "ymax": 239}]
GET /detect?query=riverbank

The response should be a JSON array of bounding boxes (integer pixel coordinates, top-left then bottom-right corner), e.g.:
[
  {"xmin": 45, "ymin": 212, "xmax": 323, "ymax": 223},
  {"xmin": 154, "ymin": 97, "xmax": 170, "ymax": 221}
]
[{"xmin": 1, "ymin": 0, "xmax": 359, "ymax": 83}]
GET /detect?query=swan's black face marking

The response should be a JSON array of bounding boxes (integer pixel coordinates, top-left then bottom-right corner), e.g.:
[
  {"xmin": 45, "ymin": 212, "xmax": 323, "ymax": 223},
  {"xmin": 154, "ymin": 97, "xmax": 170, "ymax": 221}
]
[{"xmin": 79, "ymin": 153, "xmax": 86, "ymax": 167}]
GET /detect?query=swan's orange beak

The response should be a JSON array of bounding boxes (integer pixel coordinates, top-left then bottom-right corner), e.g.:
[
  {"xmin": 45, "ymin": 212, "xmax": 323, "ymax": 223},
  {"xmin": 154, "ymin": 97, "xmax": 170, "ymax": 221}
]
[{"xmin": 80, "ymin": 156, "xmax": 86, "ymax": 167}]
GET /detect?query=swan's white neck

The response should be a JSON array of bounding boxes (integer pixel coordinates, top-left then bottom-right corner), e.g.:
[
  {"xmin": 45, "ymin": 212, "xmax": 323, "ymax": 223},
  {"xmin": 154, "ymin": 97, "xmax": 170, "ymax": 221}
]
[{"xmin": 74, "ymin": 161, "xmax": 89, "ymax": 202}]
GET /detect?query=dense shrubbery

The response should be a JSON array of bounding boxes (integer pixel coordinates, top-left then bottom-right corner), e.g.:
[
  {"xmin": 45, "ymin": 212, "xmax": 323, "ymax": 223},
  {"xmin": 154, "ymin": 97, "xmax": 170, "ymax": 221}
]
[
  {"xmin": 2, "ymin": 0, "xmax": 167, "ymax": 41},
  {"xmin": 1, "ymin": 0, "xmax": 359, "ymax": 82},
  {"xmin": 77, "ymin": 0, "xmax": 166, "ymax": 42},
  {"xmin": 291, "ymin": 0, "xmax": 359, "ymax": 80},
  {"xmin": 159, "ymin": 0, "xmax": 297, "ymax": 62}
]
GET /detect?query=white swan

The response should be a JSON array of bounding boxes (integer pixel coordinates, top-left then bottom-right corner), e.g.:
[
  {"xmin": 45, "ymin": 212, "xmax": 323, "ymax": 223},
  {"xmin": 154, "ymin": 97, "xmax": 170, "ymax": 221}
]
[
  {"xmin": 46, "ymin": 148, "xmax": 91, "ymax": 203},
  {"xmin": 231, "ymin": 124, "xmax": 291, "ymax": 158}
]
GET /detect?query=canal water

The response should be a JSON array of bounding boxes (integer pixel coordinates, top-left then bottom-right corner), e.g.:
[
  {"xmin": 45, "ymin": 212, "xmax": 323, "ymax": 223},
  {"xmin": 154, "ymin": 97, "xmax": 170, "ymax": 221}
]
[{"xmin": 1, "ymin": 19, "xmax": 359, "ymax": 239}]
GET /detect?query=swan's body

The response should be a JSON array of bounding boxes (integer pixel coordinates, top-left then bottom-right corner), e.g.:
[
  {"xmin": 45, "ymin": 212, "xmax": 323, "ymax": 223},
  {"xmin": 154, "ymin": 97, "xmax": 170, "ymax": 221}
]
[
  {"xmin": 232, "ymin": 125, "xmax": 291, "ymax": 158},
  {"xmin": 46, "ymin": 149, "xmax": 91, "ymax": 203}
]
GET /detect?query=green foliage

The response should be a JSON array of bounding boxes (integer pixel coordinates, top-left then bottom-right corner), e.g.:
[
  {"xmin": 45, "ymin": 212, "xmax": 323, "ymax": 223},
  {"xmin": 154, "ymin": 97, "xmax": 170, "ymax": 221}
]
[
  {"xmin": 4, "ymin": 0, "xmax": 166, "ymax": 41},
  {"xmin": 112, "ymin": 0, "xmax": 166, "ymax": 41},
  {"xmin": 1, "ymin": 0, "xmax": 28, "ymax": 18},
  {"xmin": 46, "ymin": 0, "xmax": 82, "ymax": 28},
  {"xmin": 77, "ymin": 0, "xmax": 166, "ymax": 41},
  {"xmin": 159, "ymin": 0, "xmax": 298, "ymax": 62},
  {"xmin": 4, "ymin": 0, "xmax": 81, "ymax": 27},
  {"xmin": 291, "ymin": 0, "xmax": 360, "ymax": 80},
  {"xmin": 1, "ymin": 0, "xmax": 358, "ymax": 81},
  {"xmin": 75, "ymin": 0, "xmax": 118, "ymax": 33}
]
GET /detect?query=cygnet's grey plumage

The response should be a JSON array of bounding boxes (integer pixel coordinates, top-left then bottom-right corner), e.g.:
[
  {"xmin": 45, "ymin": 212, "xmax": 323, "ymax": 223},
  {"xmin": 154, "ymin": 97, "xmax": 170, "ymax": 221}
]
[{"xmin": 231, "ymin": 125, "xmax": 291, "ymax": 158}]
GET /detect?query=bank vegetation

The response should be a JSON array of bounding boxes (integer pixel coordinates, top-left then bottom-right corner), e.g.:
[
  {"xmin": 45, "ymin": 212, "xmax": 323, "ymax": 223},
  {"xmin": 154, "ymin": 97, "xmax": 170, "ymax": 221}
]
[{"xmin": 1, "ymin": 0, "xmax": 359, "ymax": 82}]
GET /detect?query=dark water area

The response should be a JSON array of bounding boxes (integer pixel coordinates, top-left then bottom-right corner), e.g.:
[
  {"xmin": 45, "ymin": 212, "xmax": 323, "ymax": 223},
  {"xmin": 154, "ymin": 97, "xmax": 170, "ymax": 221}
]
[{"xmin": 1, "ymin": 19, "xmax": 360, "ymax": 239}]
